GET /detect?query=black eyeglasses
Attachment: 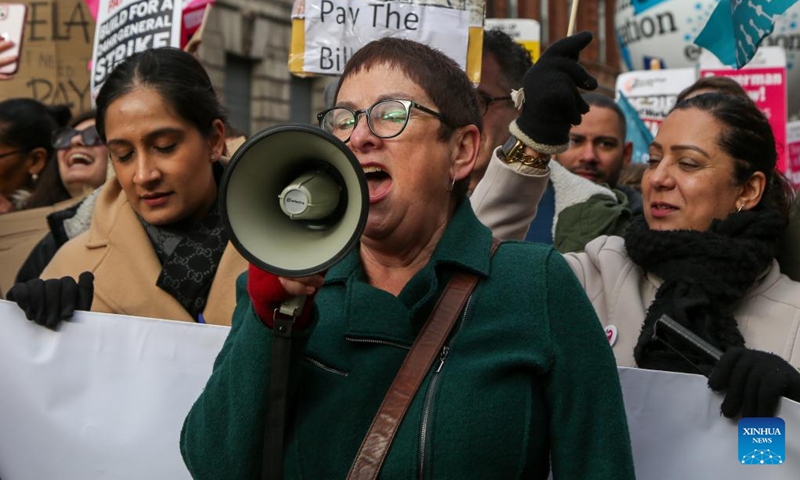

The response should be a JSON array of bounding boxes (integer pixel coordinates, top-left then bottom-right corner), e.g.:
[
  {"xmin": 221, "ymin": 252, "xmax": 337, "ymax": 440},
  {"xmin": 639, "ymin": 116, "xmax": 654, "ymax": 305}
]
[
  {"xmin": 476, "ymin": 90, "xmax": 513, "ymax": 115},
  {"xmin": 317, "ymin": 99, "xmax": 450, "ymax": 143},
  {"xmin": 52, "ymin": 125, "xmax": 103, "ymax": 150}
]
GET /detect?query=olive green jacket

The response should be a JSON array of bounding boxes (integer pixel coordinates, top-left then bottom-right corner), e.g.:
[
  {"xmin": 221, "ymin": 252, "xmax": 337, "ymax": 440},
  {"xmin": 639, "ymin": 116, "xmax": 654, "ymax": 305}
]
[{"xmin": 181, "ymin": 202, "xmax": 634, "ymax": 479}]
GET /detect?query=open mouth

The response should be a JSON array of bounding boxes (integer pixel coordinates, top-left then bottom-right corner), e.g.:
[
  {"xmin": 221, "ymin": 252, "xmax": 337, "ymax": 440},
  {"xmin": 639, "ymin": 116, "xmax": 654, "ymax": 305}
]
[
  {"xmin": 650, "ymin": 202, "xmax": 678, "ymax": 218},
  {"xmin": 363, "ymin": 165, "xmax": 391, "ymax": 202},
  {"xmin": 67, "ymin": 152, "xmax": 94, "ymax": 167}
]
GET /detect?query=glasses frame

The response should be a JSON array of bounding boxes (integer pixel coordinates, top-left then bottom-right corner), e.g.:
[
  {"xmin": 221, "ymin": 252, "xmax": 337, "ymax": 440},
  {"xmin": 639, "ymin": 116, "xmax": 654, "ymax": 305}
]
[
  {"xmin": 317, "ymin": 99, "xmax": 450, "ymax": 143},
  {"xmin": 52, "ymin": 125, "xmax": 103, "ymax": 150},
  {"xmin": 476, "ymin": 90, "xmax": 513, "ymax": 115}
]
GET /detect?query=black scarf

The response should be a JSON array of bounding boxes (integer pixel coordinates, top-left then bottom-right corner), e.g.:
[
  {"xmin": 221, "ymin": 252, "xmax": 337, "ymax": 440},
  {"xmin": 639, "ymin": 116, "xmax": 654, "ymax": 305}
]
[
  {"xmin": 141, "ymin": 163, "xmax": 229, "ymax": 321},
  {"xmin": 623, "ymin": 210, "xmax": 786, "ymax": 374}
]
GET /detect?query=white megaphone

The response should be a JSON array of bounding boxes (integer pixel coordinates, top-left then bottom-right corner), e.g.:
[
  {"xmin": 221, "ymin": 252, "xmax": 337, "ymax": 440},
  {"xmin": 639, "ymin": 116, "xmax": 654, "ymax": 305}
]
[{"xmin": 220, "ymin": 124, "xmax": 368, "ymax": 278}]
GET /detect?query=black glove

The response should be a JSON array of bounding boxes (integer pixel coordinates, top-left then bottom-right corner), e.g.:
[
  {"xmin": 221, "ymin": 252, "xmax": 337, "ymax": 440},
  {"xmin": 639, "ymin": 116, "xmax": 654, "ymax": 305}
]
[
  {"xmin": 7, "ymin": 272, "xmax": 94, "ymax": 330},
  {"xmin": 509, "ymin": 31, "xmax": 598, "ymax": 154},
  {"xmin": 708, "ymin": 347, "xmax": 800, "ymax": 418}
]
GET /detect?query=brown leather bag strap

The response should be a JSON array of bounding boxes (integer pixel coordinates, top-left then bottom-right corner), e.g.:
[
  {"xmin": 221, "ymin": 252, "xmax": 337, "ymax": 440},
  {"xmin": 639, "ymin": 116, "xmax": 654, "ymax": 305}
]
[{"xmin": 346, "ymin": 238, "xmax": 501, "ymax": 480}]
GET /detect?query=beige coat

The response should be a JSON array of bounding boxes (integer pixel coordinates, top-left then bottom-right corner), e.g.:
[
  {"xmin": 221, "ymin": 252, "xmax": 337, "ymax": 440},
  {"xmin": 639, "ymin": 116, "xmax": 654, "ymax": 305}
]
[
  {"xmin": 0, "ymin": 197, "xmax": 82, "ymax": 297},
  {"xmin": 565, "ymin": 235, "xmax": 800, "ymax": 368},
  {"xmin": 41, "ymin": 178, "xmax": 248, "ymax": 326}
]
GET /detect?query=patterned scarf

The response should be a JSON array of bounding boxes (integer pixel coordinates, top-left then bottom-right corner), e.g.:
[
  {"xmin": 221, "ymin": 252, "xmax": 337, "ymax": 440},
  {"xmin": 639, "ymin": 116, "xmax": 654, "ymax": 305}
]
[
  {"xmin": 141, "ymin": 164, "xmax": 229, "ymax": 321},
  {"xmin": 623, "ymin": 209, "xmax": 786, "ymax": 374}
]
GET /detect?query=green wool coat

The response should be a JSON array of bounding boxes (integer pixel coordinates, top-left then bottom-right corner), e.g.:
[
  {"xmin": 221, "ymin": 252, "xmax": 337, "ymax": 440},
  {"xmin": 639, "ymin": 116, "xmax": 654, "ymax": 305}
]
[{"xmin": 181, "ymin": 201, "xmax": 635, "ymax": 479}]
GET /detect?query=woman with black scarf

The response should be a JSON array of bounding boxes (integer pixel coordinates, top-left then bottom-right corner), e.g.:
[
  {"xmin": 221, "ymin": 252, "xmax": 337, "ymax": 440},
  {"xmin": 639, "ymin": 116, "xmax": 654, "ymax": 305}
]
[
  {"xmin": 7, "ymin": 48, "xmax": 248, "ymax": 327},
  {"xmin": 560, "ymin": 92, "xmax": 800, "ymax": 418},
  {"xmin": 475, "ymin": 86, "xmax": 800, "ymax": 418}
]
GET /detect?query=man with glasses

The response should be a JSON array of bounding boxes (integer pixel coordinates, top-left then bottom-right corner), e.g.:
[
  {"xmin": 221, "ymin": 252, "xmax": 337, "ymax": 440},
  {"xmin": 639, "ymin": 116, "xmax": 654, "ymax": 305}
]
[
  {"xmin": 470, "ymin": 28, "xmax": 533, "ymax": 191},
  {"xmin": 471, "ymin": 34, "xmax": 630, "ymax": 252}
]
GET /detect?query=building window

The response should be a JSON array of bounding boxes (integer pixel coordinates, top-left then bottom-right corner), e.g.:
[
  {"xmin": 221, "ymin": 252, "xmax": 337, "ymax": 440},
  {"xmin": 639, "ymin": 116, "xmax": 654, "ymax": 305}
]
[{"xmin": 224, "ymin": 54, "xmax": 253, "ymax": 136}]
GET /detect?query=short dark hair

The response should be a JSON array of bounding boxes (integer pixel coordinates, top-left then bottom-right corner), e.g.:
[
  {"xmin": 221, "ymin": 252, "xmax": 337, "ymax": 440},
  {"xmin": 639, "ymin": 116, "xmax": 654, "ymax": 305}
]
[
  {"xmin": 582, "ymin": 92, "xmax": 627, "ymax": 139},
  {"xmin": 0, "ymin": 98, "xmax": 71, "ymax": 159},
  {"xmin": 676, "ymin": 76, "xmax": 750, "ymax": 104},
  {"xmin": 673, "ymin": 93, "xmax": 791, "ymax": 219},
  {"xmin": 334, "ymin": 38, "xmax": 481, "ymax": 199},
  {"xmin": 482, "ymin": 28, "xmax": 532, "ymax": 91},
  {"xmin": 95, "ymin": 47, "xmax": 227, "ymax": 143},
  {"xmin": 0, "ymin": 98, "xmax": 72, "ymax": 209}
]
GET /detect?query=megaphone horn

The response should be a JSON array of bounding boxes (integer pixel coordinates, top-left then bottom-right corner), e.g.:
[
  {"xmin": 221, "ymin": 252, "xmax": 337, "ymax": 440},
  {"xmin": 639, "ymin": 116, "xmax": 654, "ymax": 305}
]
[{"xmin": 220, "ymin": 124, "xmax": 368, "ymax": 277}]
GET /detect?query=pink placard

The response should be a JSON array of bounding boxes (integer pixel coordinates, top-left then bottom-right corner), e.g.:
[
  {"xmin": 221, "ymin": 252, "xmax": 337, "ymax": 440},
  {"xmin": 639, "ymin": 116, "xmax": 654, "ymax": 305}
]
[
  {"xmin": 787, "ymin": 121, "xmax": 800, "ymax": 190},
  {"xmin": 699, "ymin": 68, "xmax": 789, "ymax": 173}
]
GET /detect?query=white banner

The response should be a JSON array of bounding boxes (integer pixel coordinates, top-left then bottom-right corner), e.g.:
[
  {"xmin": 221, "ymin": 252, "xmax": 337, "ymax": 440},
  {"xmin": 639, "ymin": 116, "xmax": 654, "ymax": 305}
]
[
  {"xmin": 619, "ymin": 367, "xmax": 800, "ymax": 479},
  {"xmin": 0, "ymin": 300, "xmax": 227, "ymax": 480},
  {"xmin": 301, "ymin": 0, "xmax": 470, "ymax": 74},
  {"xmin": 0, "ymin": 299, "xmax": 799, "ymax": 478}
]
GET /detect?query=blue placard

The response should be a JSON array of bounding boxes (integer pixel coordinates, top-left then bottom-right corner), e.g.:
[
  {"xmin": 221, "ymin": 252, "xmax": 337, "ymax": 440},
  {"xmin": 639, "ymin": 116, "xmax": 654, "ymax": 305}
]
[{"xmin": 632, "ymin": 0, "xmax": 671, "ymax": 15}]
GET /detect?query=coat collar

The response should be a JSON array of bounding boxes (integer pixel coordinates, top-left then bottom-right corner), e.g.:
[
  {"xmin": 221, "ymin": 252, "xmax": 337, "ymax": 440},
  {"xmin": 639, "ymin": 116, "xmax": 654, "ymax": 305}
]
[
  {"xmin": 327, "ymin": 200, "xmax": 494, "ymax": 281},
  {"xmin": 324, "ymin": 200, "xmax": 495, "ymax": 344}
]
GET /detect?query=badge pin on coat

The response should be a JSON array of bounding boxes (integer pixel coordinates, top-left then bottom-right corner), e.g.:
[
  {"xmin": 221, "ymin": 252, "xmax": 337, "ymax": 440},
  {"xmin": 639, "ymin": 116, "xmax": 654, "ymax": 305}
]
[{"xmin": 605, "ymin": 325, "xmax": 617, "ymax": 347}]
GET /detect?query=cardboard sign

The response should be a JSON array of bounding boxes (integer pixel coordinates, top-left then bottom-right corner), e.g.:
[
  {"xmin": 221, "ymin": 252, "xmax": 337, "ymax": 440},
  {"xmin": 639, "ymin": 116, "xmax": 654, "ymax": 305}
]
[
  {"xmin": 700, "ymin": 47, "xmax": 789, "ymax": 173},
  {"xmin": 614, "ymin": 67, "xmax": 696, "ymax": 137},
  {"xmin": 0, "ymin": 0, "xmax": 95, "ymax": 114},
  {"xmin": 289, "ymin": 0, "xmax": 485, "ymax": 83},
  {"xmin": 90, "ymin": 0, "xmax": 182, "ymax": 96}
]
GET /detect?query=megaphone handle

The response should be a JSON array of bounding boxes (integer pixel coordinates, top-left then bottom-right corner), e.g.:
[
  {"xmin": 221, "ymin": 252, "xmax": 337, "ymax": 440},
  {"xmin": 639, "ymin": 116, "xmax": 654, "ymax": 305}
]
[
  {"xmin": 263, "ymin": 294, "xmax": 306, "ymax": 480},
  {"xmin": 276, "ymin": 295, "xmax": 307, "ymax": 321}
]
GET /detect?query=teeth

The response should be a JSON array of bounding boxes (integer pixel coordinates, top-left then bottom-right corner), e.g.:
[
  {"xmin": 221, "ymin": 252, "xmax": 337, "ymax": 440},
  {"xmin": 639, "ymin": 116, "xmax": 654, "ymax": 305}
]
[
  {"xmin": 363, "ymin": 166, "xmax": 383, "ymax": 174},
  {"xmin": 68, "ymin": 153, "xmax": 93, "ymax": 165}
]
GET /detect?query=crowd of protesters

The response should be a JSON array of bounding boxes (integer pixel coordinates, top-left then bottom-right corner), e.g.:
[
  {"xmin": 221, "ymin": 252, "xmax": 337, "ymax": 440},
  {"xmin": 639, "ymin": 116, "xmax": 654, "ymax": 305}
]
[{"xmin": 2, "ymin": 28, "xmax": 800, "ymax": 479}]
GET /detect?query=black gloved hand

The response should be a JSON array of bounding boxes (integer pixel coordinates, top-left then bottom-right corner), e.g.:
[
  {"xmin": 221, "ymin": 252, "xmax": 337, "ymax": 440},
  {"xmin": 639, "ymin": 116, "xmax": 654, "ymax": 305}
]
[
  {"xmin": 708, "ymin": 347, "xmax": 800, "ymax": 418},
  {"xmin": 509, "ymin": 31, "xmax": 598, "ymax": 154},
  {"xmin": 7, "ymin": 272, "xmax": 94, "ymax": 330}
]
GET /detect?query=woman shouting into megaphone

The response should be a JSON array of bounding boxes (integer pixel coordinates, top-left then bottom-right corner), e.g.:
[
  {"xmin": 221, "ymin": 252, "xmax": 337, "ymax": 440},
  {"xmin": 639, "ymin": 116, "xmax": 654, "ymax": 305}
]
[{"xmin": 182, "ymin": 34, "xmax": 635, "ymax": 480}]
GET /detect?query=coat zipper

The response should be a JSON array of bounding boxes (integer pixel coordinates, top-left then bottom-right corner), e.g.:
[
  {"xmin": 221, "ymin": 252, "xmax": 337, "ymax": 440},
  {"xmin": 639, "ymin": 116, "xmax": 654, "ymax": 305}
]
[
  {"xmin": 418, "ymin": 294, "xmax": 474, "ymax": 480},
  {"xmin": 306, "ymin": 339, "xmax": 410, "ymax": 377},
  {"xmin": 345, "ymin": 337, "xmax": 412, "ymax": 350},
  {"xmin": 303, "ymin": 356, "xmax": 349, "ymax": 377}
]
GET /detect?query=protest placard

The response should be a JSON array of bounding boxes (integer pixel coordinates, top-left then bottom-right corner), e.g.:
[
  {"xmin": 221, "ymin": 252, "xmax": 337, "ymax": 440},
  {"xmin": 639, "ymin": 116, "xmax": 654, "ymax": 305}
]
[
  {"xmin": 614, "ymin": 67, "xmax": 696, "ymax": 138},
  {"xmin": 787, "ymin": 121, "xmax": 800, "ymax": 190},
  {"xmin": 483, "ymin": 18, "xmax": 540, "ymax": 62},
  {"xmin": 90, "ymin": 0, "xmax": 182, "ymax": 96},
  {"xmin": 700, "ymin": 47, "xmax": 789, "ymax": 173},
  {"xmin": 1, "ymin": 0, "xmax": 95, "ymax": 114},
  {"xmin": 289, "ymin": 0, "xmax": 484, "ymax": 82}
]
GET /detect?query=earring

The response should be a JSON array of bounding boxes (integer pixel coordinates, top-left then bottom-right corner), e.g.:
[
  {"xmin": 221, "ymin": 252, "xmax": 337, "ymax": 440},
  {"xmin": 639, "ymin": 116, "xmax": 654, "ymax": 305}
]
[
  {"xmin": 737, "ymin": 203, "xmax": 746, "ymax": 213},
  {"xmin": 448, "ymin": 177, "xmax": 455, "ymax": 192},
  {"xmin": 210, "ymin": 153, "xmax": 216, "ymax": 160},
  {"xmin": 31, "ymin": 173, "xmax": 38, "ymax": 183}
]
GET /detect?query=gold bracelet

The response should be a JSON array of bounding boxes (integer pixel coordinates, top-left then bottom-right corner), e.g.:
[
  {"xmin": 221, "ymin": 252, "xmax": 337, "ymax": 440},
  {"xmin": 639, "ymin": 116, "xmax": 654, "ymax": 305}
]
[{"xmin": 503, "ymin": 146, "xmax": 551, "ymax": 169}]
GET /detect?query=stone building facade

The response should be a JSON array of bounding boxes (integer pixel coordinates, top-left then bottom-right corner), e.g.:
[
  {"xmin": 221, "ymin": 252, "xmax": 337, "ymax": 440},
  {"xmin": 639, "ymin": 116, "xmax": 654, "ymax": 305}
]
[{"xmin": 195, "ymin": 0, "xmax": 333, "ymax": 135}]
